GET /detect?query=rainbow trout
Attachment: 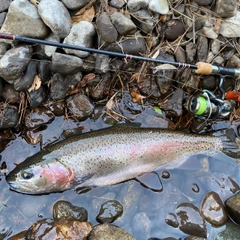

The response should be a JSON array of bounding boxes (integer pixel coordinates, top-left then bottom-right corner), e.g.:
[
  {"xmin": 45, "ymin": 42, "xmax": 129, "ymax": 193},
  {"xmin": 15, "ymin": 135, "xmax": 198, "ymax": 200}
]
[{"xmin": 6, "ymin": 126, "xmax": 239, "ymax": 194}]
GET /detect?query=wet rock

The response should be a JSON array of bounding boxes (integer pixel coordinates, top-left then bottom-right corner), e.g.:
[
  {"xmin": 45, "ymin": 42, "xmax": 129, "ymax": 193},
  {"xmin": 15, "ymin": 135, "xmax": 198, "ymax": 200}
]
[
  {"xmin": 197, "ymin": 36, "xmax": 208, "ymax": 62},
  {"xmin": 53, "ymin": 200, "xmax": 88, "ymax": 222},
  {"xmin": 0, "ymin": 0, "xmax": 11, "ymax": 12},
  {"xmin": 62, "ymin": 0, "xmax": 91, "ymax": 10},
  {"xmin": 24, "ymin": 107, "xmax": 55, "ymax": 129},
  {"xmin": 0, "ymin": 0, "xmax": 49, "ymax": 39},
  {"xmin": 225, "ymin": 191, "xmax": 240, "ymax": 225},
  {"xmin": 106, "ymin": 33, "xmax": 146, "ymax": 54},
  {"xmin": 215, "ymin": 0, "xmax": 236, "ymax": 18},
  {"xmin": 0, "ymin": 104, "xmax": 19, "ymax": 129},
  {"xmin": 63, "ymin": 21, "xmax": 95, "ymax": 58},
  {"xmin": 52, "ymin": 52, "xmax": 83, "ymax": 75},
  {"xmin": 50, "ymin": 72, "xmax": 82, "ymax": 100},
  {"xmin": 66, "ymin": 93, "xmax": 94, "ymax": 120},
  {"xmin": 38, "ymin": 0, "xmax": 71, "ymax": 38},
  {"xmin": 131, "ymin": 9, "xmax": 155, "ymax": 33},
  {"xmin": 200, "ymin": 191, "xmax": 228, "ymax": 226},
  {"xmin": 161, "ymin": 88, "xmax": 183, "ymax": 117},
  {"xmin": 0, "ymin": 45, "xmax": 32, "ymax": 83},
  {"xmin": 165, "ymin": 20, "xmax": 185, "ymax": 41},
  {"xmin": 200, "ymin": 75, "xmax": 217, "ymax": 90},
  {"xmin": 88, "ymin": 223, "xmax": 135, "ymax": 240},
  {"xmin": 14, "ymin": 61, "xmax": 37, "ymax": 91},
  {"xmin": 96, "ymin": 12, "xmax": 118, "ymax": 43},
  {"xmin": 111, "ymin": 12, "xmax": 137, "ymax": 36},
  {"xmin": 88, "ymin": 73, "xmax": 111, "ymax": 100},
  {"xmin": 2, "ymin": 84, "xmax": 20, "ymax": 104},
  {"xmin": 148, "ymin": 0, "xmax": 169, "ymax": 15},
  {"xmin": 185, "ymin": 236, "xmax": 206, "ymax": 240},
  {"xmin": 175, "ymin": 203, "xmax": 207, "ymax": 238},
  {"xmin": 220, "ymin": 11, "xmax": 240, "ymax": 37},
  {"xmin": 38, "ymin": 61, "xmax": 52, "ymax": 84},
  {"xmin": 8, "ymin": 230, "xmax": 27, "ymax": 240},
  {"xmin": 96, "ymin": 200, "xmax": 123, "ymax": 223},
  {"xmin": 28, "ymin": 85, "xmax": 47, "ymax": 109},
  {"xmin": 47, "ymin": 100, "xmax": 66, "ymax": 116},
  {"xmin": 25, "ymin": 218, "xmax": 92, "ymax": 240},
  {"xmin": 132, "ymin": 212, "xmax": 151, "ymax": 239}
]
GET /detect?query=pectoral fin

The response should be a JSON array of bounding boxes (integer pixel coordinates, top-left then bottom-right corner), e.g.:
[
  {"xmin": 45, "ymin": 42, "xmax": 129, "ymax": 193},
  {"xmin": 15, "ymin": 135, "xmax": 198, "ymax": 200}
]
[{"xmin": 69, "ymin": 173, "xmax": 94, "ymax": 188}]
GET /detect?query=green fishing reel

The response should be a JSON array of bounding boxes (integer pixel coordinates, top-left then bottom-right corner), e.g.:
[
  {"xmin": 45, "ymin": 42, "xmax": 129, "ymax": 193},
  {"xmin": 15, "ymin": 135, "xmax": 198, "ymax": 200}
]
[{"xmin": 185, "ymin": 90, "xmax": 234, "ymax": 119}]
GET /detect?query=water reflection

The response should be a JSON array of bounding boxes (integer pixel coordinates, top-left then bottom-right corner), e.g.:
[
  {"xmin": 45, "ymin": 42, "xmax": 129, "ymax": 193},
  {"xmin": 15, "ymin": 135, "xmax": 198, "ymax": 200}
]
[{"xmin": 1, "ymin": 117, "xmax": 240, "ymax": 239}]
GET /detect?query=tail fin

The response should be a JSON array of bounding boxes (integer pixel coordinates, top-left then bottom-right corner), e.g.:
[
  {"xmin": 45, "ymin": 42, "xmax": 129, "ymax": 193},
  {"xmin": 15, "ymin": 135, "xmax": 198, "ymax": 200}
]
[{"xmin": 213, "ymin": 128, "xmax": 240, "ymax": 159}]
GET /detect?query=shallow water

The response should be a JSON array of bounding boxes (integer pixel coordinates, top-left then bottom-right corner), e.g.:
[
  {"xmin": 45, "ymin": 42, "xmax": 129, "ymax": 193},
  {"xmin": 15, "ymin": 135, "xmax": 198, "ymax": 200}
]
[{"xmin": 1, "ymin": 117, "xmax": 240, "ymax": 239}]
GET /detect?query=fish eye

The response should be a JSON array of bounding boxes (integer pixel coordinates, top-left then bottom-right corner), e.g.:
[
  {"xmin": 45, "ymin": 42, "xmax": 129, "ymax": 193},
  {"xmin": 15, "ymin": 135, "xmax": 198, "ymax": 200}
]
[{"xmin": 21, "ymin": 171, "xmax": 34, "ymax": 180}]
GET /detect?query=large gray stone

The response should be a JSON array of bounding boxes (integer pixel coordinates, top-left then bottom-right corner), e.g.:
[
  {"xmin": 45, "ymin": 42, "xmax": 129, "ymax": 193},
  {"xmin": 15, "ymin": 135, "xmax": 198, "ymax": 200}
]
[
  {"xmin": 63, "ymin": 21, "xmax": 96, "ymax": 58},
  {"xmin": 0, "ymin": 0, "xmax": 49, "ymax": 39},
  {"xmin": 220, "ymin": 11, "xmax": 240, "ymax": 37},
  {"xmin": 0, "ymin": 0, "xmax": 11, "ymax": 12},
  {"xmin": 38, "ymin": 0, "xmax": 71, "ymax": 38},
  {"xmin": 215, "ymin": 0, "xmax": 236, "ymax": 18},
  {"xmin": 0, "ymin": 46, "xmax": 32, "ymax": 83}
]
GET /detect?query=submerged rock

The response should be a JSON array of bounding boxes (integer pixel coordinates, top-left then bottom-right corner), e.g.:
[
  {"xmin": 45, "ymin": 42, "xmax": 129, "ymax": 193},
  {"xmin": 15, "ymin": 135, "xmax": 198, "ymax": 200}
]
[
  {"xmin": 225, "ymin": 192, "xmax": 240, "ymax": 225},
  {"xmin": 200, "ymin": 191, "xmax": 228, "ymax": 226}
]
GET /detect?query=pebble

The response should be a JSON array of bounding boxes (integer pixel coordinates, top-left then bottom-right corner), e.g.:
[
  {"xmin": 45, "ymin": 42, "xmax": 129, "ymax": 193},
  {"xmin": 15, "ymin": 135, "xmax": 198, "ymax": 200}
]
[
  {"xmin": 127, "ymin": 0, "xmax": 148, "ymax": 12},
  {"xmin": 220, "ymin": 11, "xmax": 240, "ymax": 37},
  {"xmin": 88, "ymin": 223, "xmax": 135, "ymax": 240},
  {"xmin": 214, "ymin": 0, "xmax": 236, "ymax": 18},
  {"xmin": 62, "ymin": 0, "xmax": 91, "ymax": 10},
  {"xmin": 96, "ymin": 200, "xmax": 123, "ymax": 223},
  {"xmin": 175, "ymin": 203, "xmax": 207, "ymax": 238},
  {"xmin": 200, "ymin": 191, "xmax": 228, "ymax": 226},
  {"xmin": 109, "ymin": 0, "xmax": 126, "ymax": 9},
  {"xmin": 14, "ymin": 61, "xmax": 37, "ymax": 91},
  {"xmin": 165, "ymin": 20, "xmax": 185, "ymax": 41},
  {"xmin": 38, "ymin": 0, "xmax": 71, "ymax": 38},
  {"xmin": 0, "ymin": 0, "xmax": 49, "ymax": 39},
  {"xmin": 2, "ymin": 84, "xmax": 20, "ymax": 104},
  {"xmin": 0, "ymin": 104, "xmax": 19, "ymax": 129},
  {"xmin": 194, "ymin": 0, "xmax": 213, "ymax": 5},
  {"xmin": 52, "ymin": 52, "xmax": 83, "ymax": 75},
  {"xmin": 0, "ymin": 45, "xmax": 32, "ymax": 83},
  {"xmin": 24, "ymin": 107, "xmax": 55, "ymax": 129},
  {"xmin": 0, "ymin": 0, "xmax": 11, "ymax": 12},
  {"xmin": 53, "ymin": 200, "xmax": 88, "ymax": 222},
  {"xmin": 63, "ymin": 21, "xmax": 96, "ymax": 58},
  {"xmin": 25, "ymin": 218, "xmax": 92, "ymax": 240},
  {"xmin": 148, "ymin": 0, "xmax": 169, "ymax": 15},
  {"xmin": 110, "ymin": 12, "xmax": 137, "ymax": 36},
  {"xmin": 28, "ymin": 85, "xmax": 47, "ymax": 109},
  {"xmin": 50, "ymin": 72, "xmax": 82, "ymax": 100},
  {"xmin": 225, "ymin": 191, "xmax": 240, "ymax": 225},
  {"xmin": 96, "ymin": 13, "xmax": 118, "ymax": 43},
  {"xmin": 66, "ymin": 93, "xmax": 94, "ymax": 120}
]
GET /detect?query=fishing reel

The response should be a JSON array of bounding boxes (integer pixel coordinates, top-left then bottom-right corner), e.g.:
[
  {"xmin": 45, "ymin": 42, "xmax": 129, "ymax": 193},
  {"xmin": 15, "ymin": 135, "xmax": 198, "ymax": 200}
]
[{"xmin": 184, "ymin": 90, "xmax": 234, "ymax": 120}]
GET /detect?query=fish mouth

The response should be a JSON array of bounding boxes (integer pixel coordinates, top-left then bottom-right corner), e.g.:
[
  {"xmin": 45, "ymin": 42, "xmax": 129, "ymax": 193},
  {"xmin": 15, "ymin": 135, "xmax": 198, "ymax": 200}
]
[{"xmin": 7, "ymin": 181, "xmax": 33, "ymax": 194}]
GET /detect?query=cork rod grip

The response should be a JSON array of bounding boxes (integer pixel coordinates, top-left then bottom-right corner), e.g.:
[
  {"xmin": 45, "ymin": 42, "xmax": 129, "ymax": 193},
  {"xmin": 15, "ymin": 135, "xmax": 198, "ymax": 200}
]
[{"xmin": 195, "ymin": 62, "xmax": 213, "ymax": 75}]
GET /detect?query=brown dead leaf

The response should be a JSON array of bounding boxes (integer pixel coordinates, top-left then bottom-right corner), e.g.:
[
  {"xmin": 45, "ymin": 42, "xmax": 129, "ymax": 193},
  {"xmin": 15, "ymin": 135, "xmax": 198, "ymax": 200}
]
[
  {"xmin": 131, "ymin": 91, "xmax": 146, "ymax": 103},
  {"xmin": 214, "ymin": 18, "xmax": 222, "ymax": 34},
  {"xmin": 28, "ymin": 75, "xmax": 42, "ymax": 92},
  {"xmin": 130, "ymin": 73, "xmax": 140, "ymax": 81},
  {"xmin": 72, "ymin": 6, "xmax": 95, "ymax": 24}
]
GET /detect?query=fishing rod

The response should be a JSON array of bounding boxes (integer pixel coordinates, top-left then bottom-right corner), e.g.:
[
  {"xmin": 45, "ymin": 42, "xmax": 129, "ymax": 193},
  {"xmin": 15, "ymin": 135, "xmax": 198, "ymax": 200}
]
[
  {"xmin": 1, "ymin": 33, "xmax": 240, "ymax": 78},
  {"xmin": 0, "ymin": 33, "xmax": 238, "ymax": 120}
]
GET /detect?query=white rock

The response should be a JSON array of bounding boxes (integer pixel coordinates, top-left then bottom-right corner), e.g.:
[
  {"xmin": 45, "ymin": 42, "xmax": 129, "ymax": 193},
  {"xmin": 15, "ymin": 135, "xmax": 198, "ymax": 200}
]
[
  {"xmin": 127, "ymin": 0, "xmax": 149, "ymax": 12},
  {"xmin": 220, "ymin": 11, "xmax": 240, "ymax": 38},
  {"xmin": 148, "ymin": 0, "xmax": 169, "ymax": 15},
  {"xmin": 38, "ymin": 0, "xmax": 71, "ymax": 38},
  {"xmin": 63, "ymin": 21, "xmax": 96, "ymax": 58}
]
